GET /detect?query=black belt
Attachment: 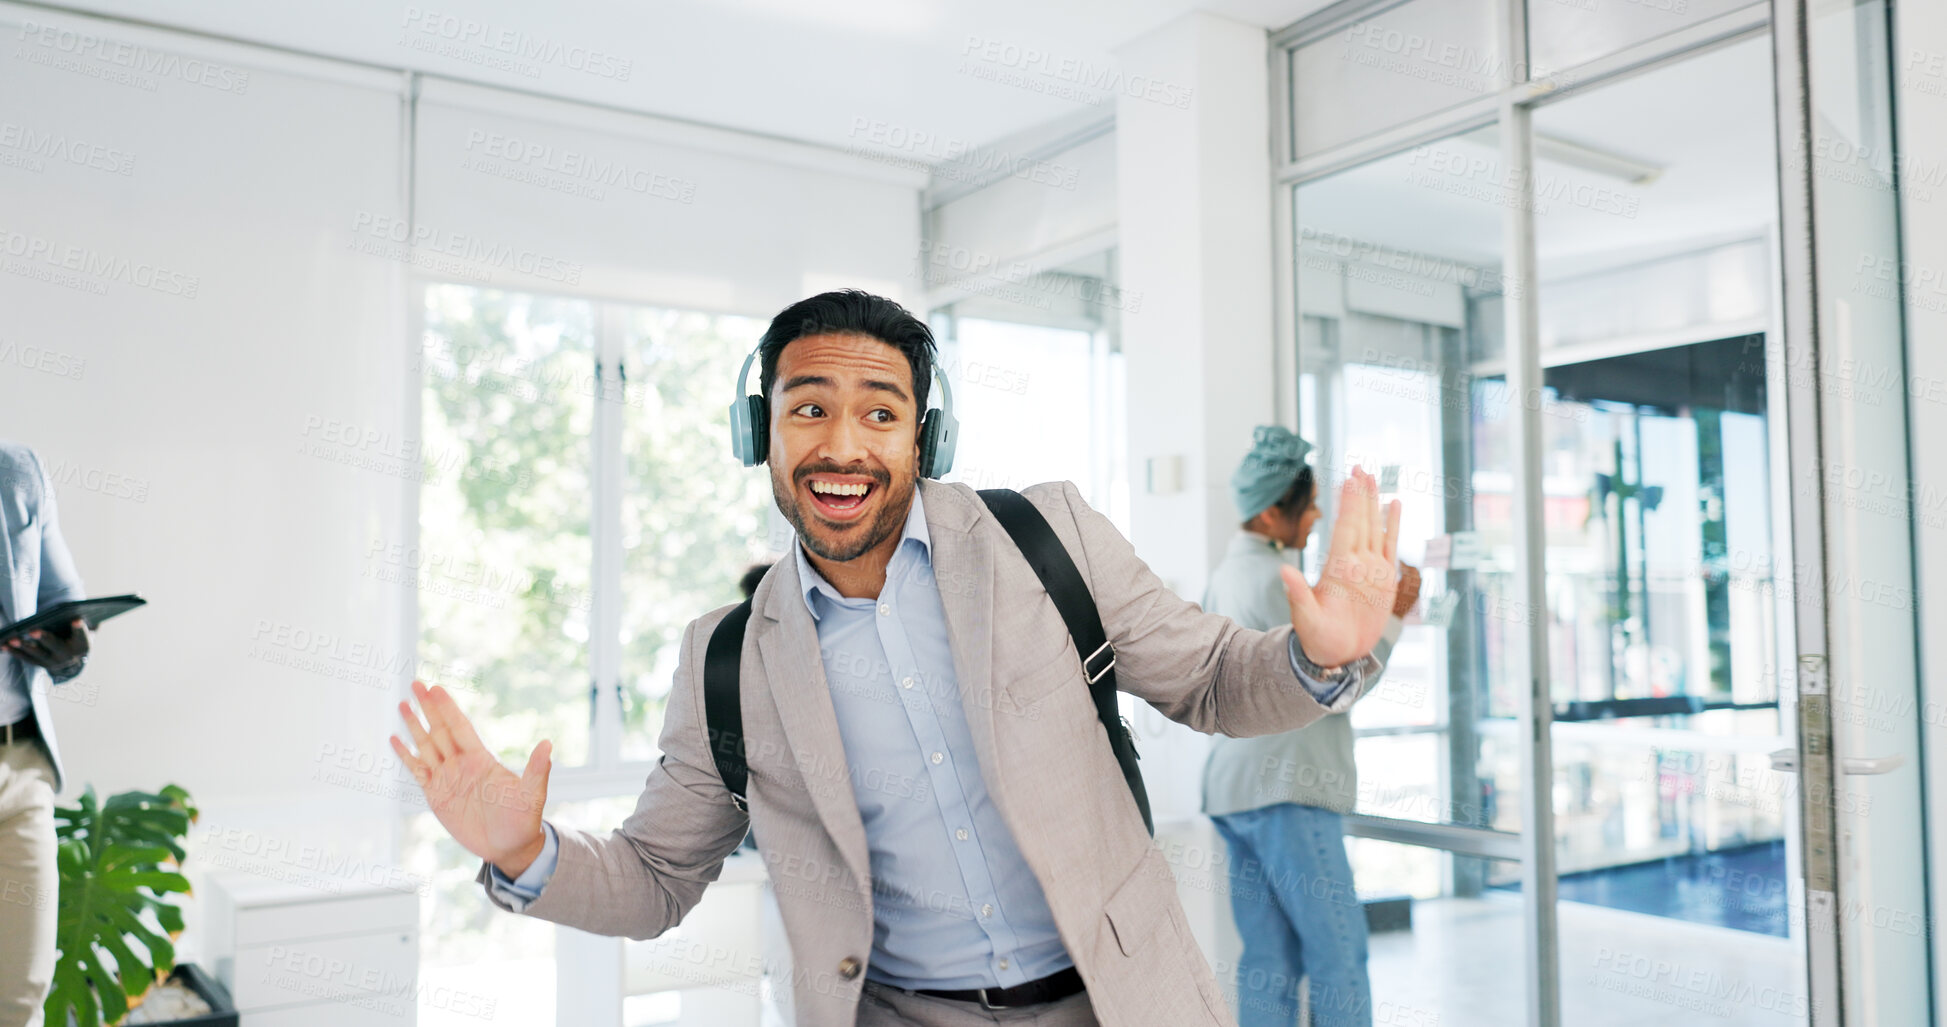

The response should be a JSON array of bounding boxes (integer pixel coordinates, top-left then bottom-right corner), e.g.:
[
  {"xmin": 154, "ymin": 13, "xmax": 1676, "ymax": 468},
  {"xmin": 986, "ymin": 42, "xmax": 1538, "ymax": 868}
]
[
  {"xmin": 913, "ymin": 966, "xmax": 1084, "ymax": 1010},
  {"xmin": 2, "ymin": 713, "xmax": 37, "ymax": 746}
]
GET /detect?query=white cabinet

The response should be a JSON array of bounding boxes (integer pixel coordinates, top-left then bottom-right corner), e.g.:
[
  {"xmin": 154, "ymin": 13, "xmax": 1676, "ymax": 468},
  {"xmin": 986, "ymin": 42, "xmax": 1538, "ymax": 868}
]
[
  {"xmin": 555, "ymin": 849, "xmax": 773, "ymax": 1027},
  {"xmin": 204, "ymin": 874, "xmax": 420, "ymax": 1026}
]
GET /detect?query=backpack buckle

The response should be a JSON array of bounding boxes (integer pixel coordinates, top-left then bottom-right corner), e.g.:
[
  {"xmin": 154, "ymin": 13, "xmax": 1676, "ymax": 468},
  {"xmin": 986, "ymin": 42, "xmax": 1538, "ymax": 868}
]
[{"xmin": 1083, "ymin": 640, "xmax": 1116, "ymax": 684}]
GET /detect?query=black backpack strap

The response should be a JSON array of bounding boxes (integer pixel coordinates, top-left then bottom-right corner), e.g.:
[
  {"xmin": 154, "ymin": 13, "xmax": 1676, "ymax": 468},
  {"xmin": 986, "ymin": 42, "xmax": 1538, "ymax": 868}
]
[
  {"xmin": 977, "ymin": 489, "xmax": 1154, "ymax": 836},
  {"xmin": 703, "ymin": 598, "xmax": 755, "ymax": 812}
]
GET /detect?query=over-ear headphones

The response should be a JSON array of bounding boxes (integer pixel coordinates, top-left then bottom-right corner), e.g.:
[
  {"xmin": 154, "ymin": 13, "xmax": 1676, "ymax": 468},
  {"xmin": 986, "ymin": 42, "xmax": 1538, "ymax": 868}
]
[{"xmin": 729, "ymin": 346, "xmax": 959, "ymax": 478}]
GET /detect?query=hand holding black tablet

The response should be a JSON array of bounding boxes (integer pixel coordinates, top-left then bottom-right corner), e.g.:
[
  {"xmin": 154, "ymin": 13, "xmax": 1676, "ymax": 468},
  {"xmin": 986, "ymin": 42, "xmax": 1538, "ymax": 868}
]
[{"xmin": 0, "ymin": 595, "xmax": 146, "ymax": 648}]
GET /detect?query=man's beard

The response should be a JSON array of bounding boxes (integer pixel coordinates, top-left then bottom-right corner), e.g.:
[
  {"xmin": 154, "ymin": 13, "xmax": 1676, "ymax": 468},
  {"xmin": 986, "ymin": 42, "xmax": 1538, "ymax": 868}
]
[{"xmin": 771, "ymin": 461, "xmax": 912, "ymax": 564}]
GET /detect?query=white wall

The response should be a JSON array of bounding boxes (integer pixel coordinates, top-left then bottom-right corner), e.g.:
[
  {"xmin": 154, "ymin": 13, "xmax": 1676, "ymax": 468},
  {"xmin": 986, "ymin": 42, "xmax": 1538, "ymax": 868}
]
[
  {"xmin": 0, "ymin": 0, "xmax": 922, "ymax": 932},
  {"xmin": 0, "ymin": 3, "xmax": 412, "ymax": 816}
]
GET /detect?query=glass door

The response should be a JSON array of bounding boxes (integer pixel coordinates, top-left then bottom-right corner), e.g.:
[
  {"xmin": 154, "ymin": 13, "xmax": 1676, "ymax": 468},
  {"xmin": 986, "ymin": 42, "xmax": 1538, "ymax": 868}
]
[{"xmin": 1526, "ymin": 34, "xmax": 1816, "ymax": 1027}]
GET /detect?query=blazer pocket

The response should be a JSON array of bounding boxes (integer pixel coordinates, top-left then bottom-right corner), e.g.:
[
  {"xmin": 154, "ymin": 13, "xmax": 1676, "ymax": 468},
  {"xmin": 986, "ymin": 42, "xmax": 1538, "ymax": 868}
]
[
  {"xmin": 1103, "ymin": 857, "xmax": 1171, "ymax": 957},
  {"xmin": 1000, "ymin": 645, "xmax": 1083, "ymax": 709}
]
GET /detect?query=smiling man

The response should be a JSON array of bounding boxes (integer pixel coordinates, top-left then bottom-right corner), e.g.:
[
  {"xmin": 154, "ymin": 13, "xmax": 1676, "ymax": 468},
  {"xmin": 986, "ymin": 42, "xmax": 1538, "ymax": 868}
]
[{"xmin": 393, "ymin": 290, "xmax": 1403, "ymax": 1027}]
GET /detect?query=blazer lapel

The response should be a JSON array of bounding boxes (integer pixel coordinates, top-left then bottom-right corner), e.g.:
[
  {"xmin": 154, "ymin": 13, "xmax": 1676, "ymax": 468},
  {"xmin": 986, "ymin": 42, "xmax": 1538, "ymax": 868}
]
[
  {"xmin": 0, "ymin": 498, "xmax": 15, "ymax": 625},
  {"xmin": 919, "ymin": 481, "xmax": 1008, "ymax": 813},
  {"xmin": 753, "ymin": 557, "xmax": 871, "ymax": 884}
]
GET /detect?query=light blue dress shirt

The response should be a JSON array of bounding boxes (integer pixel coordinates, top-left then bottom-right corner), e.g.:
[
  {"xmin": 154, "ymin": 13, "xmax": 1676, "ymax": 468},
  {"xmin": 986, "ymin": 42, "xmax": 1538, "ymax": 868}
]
[
  {"xmin": 0, "ymin": 451, "xmax": 88, "ymax": 727},
  {"xmin": 489, "ymin": 489, "xmax": 1364, "ymax": 987}
]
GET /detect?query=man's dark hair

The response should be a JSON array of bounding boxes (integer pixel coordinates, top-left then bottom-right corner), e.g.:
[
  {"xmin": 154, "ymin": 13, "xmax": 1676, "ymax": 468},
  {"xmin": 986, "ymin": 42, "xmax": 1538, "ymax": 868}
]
[
  {"xmin": 1249, "ymin": 467, "xmax": 1317, "ymax": 528},
  {"xmin": 757, "ymin": 290, "xmax": 937, "ymax": 413}
]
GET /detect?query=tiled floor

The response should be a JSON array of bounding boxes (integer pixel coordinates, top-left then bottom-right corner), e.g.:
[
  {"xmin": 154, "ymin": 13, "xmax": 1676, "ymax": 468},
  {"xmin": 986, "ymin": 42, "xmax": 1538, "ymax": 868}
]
[{"xmin": 1368, "ymin": 896, "xmax": 1808, "ymax": 1027}]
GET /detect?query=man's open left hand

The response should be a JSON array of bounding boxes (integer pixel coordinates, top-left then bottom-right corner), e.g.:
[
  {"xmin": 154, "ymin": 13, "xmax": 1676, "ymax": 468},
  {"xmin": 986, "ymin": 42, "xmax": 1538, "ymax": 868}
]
[{"xmin": 1279, "ymin": 468, "xmax": 1401, "ymax": 667}]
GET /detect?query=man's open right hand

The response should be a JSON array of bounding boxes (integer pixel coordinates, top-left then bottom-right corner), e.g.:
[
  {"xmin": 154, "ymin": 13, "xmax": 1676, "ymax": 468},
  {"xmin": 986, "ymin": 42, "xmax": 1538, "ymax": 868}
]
[{"xmin": 391, "ymin": 680, "xmax": 553, "ymax": 878}]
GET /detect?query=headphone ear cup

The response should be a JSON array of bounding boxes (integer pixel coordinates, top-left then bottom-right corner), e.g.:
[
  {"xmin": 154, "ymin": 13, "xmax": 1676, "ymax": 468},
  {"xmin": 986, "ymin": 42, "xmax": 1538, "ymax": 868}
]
[
  {"xmin": 917, "ymin": 407, "xmax": 958, "ymax": 478},
  {"xmin": 747, "ymin": 395, "xmax": 768, "ymax": 465},
  {"xmin": 729, "ymin": 395, "xmax": 768, "ymax": 466},
  {"xmin": 916, "ymin": 410, "xmax": 937, "ymax": 478}
]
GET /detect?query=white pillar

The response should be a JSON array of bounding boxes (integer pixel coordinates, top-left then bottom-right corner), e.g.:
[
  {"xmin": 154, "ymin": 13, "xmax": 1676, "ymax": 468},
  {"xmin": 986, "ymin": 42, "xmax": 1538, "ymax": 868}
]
[{"xmin": 1114, "ymin": 12, "xmax": 1278, "ymax": 602}]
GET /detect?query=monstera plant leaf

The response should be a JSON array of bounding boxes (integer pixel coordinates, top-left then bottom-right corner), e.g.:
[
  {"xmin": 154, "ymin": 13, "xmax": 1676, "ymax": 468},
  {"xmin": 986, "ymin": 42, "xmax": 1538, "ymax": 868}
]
[{"xmin": 45, "ymin": 785, "xmax": 197, "ymax": 1027}]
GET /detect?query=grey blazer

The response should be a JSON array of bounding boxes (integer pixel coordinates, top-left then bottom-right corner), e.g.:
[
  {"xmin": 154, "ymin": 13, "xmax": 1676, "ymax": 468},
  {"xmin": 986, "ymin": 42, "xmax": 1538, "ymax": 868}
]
[
  {"xmin": 0, "ymin": 442, "xmax": 88, "ymax": 793},
  {"xmin": 477, "ymin": 479, "xmax": 1371, "ymax": 1026}
]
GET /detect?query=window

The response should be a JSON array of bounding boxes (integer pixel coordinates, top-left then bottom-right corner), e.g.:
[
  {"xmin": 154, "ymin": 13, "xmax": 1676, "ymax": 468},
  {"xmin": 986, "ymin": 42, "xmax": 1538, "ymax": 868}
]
[
  {"xmin": 618, "ymin": 307, "xmax": 773, "ymax": 762},
  {"xmin": 419, "ymin": 287, "xmax": 598, "ymax": 766},
  {"xmin": 933, "ymin": 315, "xmax": 1130, "ymax": 533},
  {"xmin": 416, "ymin": 283, "xmax": 769, "ymax": 771}
]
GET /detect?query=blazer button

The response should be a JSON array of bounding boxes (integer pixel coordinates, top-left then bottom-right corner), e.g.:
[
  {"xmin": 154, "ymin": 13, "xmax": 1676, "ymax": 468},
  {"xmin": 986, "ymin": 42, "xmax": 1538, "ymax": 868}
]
[{"xmin": 838, "ymin": 957, "xmax": 862, "ymax": 980}]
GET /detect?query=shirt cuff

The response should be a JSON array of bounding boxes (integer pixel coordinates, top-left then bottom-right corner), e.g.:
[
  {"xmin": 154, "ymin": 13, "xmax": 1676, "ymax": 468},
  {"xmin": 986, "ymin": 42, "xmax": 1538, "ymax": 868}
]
[
  {"xmin": 486, "ymin": 822, "xmax": 558, "ymax": 911},
  {"xmin": 1286, "ymin": 634, "xmax": 1376, "ymax": 713},
  {"xmin": 50, "ymin": 658, "xmax": 85, "ymax": 684}
]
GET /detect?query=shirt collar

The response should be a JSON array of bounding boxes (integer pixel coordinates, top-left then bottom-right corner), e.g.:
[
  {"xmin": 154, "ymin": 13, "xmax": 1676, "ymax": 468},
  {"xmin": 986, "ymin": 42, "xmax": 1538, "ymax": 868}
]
[
  {"xmin": 1232, "ymin": 529, "xmax": 1284, "ymax": 555},
  {"xmin": 793, "ymin": 487, "xmax": 931, "ymax": 621}
]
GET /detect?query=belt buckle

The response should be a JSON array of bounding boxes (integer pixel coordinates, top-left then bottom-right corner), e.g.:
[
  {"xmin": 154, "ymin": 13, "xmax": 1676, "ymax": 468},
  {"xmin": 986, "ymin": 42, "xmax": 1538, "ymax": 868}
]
[{"xmin": 977, "ymin": 986, "xmax": 1007, "ymax": 1012}]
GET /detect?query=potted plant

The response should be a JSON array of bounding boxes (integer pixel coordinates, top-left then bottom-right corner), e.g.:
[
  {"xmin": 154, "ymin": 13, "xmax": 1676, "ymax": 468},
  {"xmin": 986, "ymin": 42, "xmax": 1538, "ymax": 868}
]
[{"xmin": 44, "ymin": 784, "xmax": 236, "ymax": 1027}]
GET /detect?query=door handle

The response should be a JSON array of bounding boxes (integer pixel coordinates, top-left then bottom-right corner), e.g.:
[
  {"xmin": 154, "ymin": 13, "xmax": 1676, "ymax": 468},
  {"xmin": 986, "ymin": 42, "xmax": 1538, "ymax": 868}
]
[
  {"xmin": 1840, "ymin": 754, "xmax": 1904, "ymax": 775},
  {"xmin": 1765, "ymin": 748, "xmax": 1903, "ymax": 775}
]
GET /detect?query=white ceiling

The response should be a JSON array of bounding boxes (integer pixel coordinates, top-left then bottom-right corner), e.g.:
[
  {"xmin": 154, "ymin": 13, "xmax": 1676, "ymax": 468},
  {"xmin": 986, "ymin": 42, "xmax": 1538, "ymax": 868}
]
[{"xmin": 53, "ymin": 0, "xmax": 1335, "ymax": 153}]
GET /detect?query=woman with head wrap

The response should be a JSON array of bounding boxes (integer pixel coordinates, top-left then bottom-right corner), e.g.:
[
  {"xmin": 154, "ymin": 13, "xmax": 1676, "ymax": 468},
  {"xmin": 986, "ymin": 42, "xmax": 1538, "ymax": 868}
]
[{"xmin": 1201, "ymin": 426, "xmax": 1420, "ymax": 1027}]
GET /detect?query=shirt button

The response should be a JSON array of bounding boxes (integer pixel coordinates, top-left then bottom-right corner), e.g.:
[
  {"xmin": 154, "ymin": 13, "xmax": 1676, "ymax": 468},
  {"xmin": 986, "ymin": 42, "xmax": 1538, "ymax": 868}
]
[
  {"xmin": 980, "ymin": 903, "xmax": 993, "ymax": 919},
  {"xmin": 999, "ymin": 957, "xmax": 1010, "ymax": 971},
  {"xmin": 931, "ymin": 752, "xmax": 944, "ymax": 765},
  {"xmin": 838, "ymin": 956, "xmax": 862, "ymax": 980},
  {"xmin": 956, "ymin": 828, "xmax": 969, "ymax": 841},
  {"xmin": 901, "ymin": 677, "xmax": 914, "ymax": 689},
  {"xmin": 878, "ymin": 603, "xmax": 891, "ymax": 616}
]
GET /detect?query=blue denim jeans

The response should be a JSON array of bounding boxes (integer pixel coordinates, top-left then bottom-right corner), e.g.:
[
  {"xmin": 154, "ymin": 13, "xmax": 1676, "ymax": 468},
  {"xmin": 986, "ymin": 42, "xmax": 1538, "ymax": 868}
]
[{"xmin": 1212, "ymin": 804, "xmax": 1371, "ymax": 1027}]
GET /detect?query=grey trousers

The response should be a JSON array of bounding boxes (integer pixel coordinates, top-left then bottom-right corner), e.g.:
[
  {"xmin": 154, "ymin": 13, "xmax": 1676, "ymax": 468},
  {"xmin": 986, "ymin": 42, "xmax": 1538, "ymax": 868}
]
[
  {"xmin": 0, "ymin": 739, "xmax": 56, "ymax": 1027},
  {"xmin": 857, "ymin": 980, "xmax": 1102, "ymax": 1027}
]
